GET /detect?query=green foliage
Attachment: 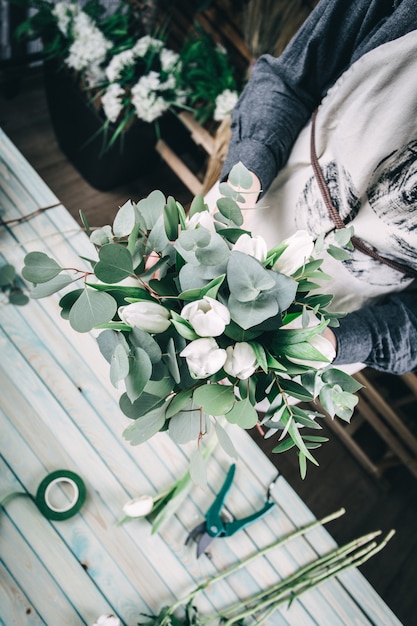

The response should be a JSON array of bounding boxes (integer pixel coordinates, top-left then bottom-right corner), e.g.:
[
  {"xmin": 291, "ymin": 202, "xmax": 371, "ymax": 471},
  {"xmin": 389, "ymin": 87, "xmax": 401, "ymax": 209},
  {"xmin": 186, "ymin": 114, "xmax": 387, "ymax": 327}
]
[
  {"xmin": 21, "ymin": 162, "xmax": 362, "ymax": 479},
  {"xmin": 0, "ymin": 263, "xmax": 29, "ymax": 306}
]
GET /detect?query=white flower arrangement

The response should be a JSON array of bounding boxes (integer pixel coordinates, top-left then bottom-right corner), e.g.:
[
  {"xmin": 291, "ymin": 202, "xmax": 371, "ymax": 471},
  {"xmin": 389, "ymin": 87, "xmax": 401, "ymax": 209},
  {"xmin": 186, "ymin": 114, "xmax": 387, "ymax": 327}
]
[{"xmin": 22, "ymin": 162, "xmax": 363, "ymax": 482}]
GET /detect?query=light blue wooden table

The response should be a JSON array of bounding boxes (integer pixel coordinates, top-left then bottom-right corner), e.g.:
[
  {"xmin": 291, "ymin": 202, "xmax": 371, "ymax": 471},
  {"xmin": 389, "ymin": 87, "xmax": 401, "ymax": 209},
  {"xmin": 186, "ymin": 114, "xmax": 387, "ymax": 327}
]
[{"xmin": 0, "ymin": 127, "xmax": 402, "ymax": 626}]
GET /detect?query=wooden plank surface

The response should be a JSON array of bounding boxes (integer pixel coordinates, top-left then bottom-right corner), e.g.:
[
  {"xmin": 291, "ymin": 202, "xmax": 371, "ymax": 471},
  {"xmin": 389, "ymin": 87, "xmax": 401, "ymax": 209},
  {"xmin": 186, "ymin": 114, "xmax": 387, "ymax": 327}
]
[{"xmin": 0, "ymin": 127, "xmax": 403, "ymax": 626}]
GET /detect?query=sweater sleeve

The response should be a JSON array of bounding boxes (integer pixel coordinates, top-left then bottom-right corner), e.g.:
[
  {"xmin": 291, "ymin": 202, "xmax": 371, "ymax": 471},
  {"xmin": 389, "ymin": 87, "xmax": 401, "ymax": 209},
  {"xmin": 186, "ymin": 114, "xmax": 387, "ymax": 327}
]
[
  {"xmin": 331, "ymin": 289, "xmax": 417, "ymax": 374},
  {"xmin": 221, "ymin": 0, "xmax": 406, "ymax": 194}
]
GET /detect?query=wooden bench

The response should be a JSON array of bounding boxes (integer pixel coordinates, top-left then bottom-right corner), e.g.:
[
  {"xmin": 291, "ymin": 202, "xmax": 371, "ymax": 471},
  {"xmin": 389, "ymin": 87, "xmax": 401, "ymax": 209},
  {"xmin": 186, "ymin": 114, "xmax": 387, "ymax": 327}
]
[{"xmin": 0, "ymin": 128, "xmax": 402, "ymax": 625}]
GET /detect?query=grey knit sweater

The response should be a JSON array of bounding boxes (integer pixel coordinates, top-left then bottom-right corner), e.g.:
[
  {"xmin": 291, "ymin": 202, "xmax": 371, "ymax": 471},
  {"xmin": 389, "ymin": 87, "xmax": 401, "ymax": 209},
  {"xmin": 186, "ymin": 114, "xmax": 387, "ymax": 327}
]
[{"xmin": 221, "ymin": 0, "xmax": 417, "ymax": 374}]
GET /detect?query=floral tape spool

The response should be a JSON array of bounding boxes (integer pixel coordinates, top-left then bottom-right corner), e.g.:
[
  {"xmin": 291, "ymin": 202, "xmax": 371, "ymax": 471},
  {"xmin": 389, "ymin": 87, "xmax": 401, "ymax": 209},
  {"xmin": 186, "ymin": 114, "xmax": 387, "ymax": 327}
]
[
  {"xmin": 1, "ymin": 469, "xmax": 87, "ymax": 521},
  {"xmin": 35, "ymin": 470, "xmax": 87, "ymax": 521}
]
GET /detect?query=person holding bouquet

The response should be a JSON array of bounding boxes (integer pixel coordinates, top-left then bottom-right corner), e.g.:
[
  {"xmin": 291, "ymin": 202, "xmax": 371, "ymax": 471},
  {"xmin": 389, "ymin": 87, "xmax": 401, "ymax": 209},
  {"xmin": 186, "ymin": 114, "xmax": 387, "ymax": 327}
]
[{"xmin": 215, "ymin": 0, "xmax": 417, "ymax": 375}]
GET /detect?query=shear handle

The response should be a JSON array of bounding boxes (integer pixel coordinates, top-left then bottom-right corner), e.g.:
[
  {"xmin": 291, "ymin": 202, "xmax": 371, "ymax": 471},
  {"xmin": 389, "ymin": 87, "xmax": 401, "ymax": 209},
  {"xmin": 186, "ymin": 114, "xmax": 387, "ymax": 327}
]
[
  {"xmin": 205, "ymin": 464, "xmax": 236, "ymax": 537},
  {"xmin": 223, "ymin": 500, "xmax": 275, "ymax": 537}
]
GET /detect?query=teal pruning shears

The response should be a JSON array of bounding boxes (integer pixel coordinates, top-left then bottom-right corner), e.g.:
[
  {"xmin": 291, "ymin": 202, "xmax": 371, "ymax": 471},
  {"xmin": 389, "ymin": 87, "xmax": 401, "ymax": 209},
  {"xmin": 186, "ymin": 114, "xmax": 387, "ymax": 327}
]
[{"xmin": 185, "ymin": 464, "xmax": 276, "ymax": 558}]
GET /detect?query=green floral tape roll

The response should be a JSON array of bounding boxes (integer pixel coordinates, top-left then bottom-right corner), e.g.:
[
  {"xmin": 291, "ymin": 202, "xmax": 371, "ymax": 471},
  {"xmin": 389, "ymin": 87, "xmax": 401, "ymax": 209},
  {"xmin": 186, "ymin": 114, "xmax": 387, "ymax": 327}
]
[{"xmin": 35, "ymin": 470, "xmax": 87, "ymax": 521}]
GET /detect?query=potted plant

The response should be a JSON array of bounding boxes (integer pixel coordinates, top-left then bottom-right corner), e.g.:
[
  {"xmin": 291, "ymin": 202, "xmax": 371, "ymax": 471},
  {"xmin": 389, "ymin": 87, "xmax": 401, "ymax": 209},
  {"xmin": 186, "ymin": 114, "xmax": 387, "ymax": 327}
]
[{"xmin": 12, "ymin": 0, "xmax": 241, "ymax": 191}]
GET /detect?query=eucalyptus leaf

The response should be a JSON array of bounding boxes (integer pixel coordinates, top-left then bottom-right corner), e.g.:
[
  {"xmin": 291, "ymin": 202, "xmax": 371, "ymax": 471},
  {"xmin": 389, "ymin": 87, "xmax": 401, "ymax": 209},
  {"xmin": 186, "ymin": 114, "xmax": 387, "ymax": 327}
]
[
  {"xmin": 147, "ymin": 216, "xmax": 169, "ymax": 253},
  {"xmin": 30, "ymin": 273, "xmax": 74, "ymax": 298},
  {"xmin": 123, "ymin": 405, "xmax": 166, "ymax": 445},
  {"xmin": 225, "ymin": 398, "xmax": 258, "ymax": 429},
  {"xmin": 9, "ymin": 291, "xmax": 29, "ymax": 306},
  {"xmin": 119, "ymin": 392, "xmax": 166, "ymax": 419},
  {"xmin": 189, "ymin": 449, "xmax": 208, "ymax": 489},
  {"xmin": 90, "ymin": 225, "xmax": 113, "ymax": 245},
  {"xmin": 22, "ymin": 251, "xmax": 63, "ymax": 283},
  {"xmin": 228, "ymin": 251, "xmax": 275, "ymax": 302},
  {"xmin": 136, "ymin": 189, "xmax": 166, "ymax": 230},
  {"xmin": 228, "ymin": 293, "xmax": 278, "ymax": 330},
  {"xmin": 216, "ymin": 197, "xmax": 243, "ymax": 226},
  {"xmin": 168, "ymin": 403, "xmax": 203, "ymax": 444},
  {"xmin": 321, "ymin": 368, "xmax": 363, "ymax": 393},
  {"xmin": 97, "ymin": 329, "xmax": 129, "ymax": 363},
  {"xmin": 125, "ymin": 346, "xmax": 153, "ymax": 402},
  {"xmin": 327, "ymin": 244, "xmax": 351, "ymax": 261},
  {"xmin": 113, "ymin": 200, "xmax": 136, "ymax": 238},
  {"xmin": 193, "ymin": 384, "xmax": 235, "ymax": 415},
  {"xmin": 334, "ymin": 226, "xmax": 354, "ymax": 247},
  {"xmin": 130, "ymin": 327, "xmax": 163, "ymax": 363},
  {"xmin": 110, "ymin": 343, "xmax": 130, "ymax": 387},
  {"xmin": 0, "ymin": 264, "xmax": 16, "ymax": 286},
  {"xmin": 214, "ymin": 421, "xmax": 239, "ymax": 459},
  {"xmin": 228, "ymin": 161, "xmax": 254, "ymax": 190},
  {"xmin": 166, "ymin": 390, "xmax": 193, "ymax": 418},
  {"xmin": 69, "ymin": 288, "xmax": 117, "ymax": 332},
  {"xmin": 94, "ymin": 243, "xmax": 134, "ymax": 283},
  {"xmin": 188, "ymin": 193, "xmax": 207, "ymax": 217}
]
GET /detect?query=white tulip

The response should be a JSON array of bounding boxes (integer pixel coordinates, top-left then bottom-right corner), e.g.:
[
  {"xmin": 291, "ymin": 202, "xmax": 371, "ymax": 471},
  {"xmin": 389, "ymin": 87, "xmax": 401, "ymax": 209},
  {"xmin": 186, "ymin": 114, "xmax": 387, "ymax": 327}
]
[
  {"xmin": 272, "ymin": 230, "xmax": 315, "ymax": 276},
  {"xmin": 287, "ymin": 334, "xmax": 336, "ymax": 369},
  {"xmin": 223, "ymin": 342, "xmax": 257, "ymax": 380},
  {"xmin": 118, "ymin": 301, "xmax": 170, "ymax": 333},
  {"xmin": 181, "ymin": 296, "xmax": 230, "ymax": 337},
  {"xmin": 122, "ymin": 495, "xmax": 154, "ymax": 518},
  {"xmin": 186, "ymin": 210, "xmax": 216, "ymax": 232},
  {"xmin": 232, "ymin": 233, "xmax": 267, "ymax": 262},
  {"xmin": 92, "ymin": 615, "xmax": 121, "ymax": 626},
  {"xmin": 180, "ymin": 337, "xmax": 227, "ymax": 378}
]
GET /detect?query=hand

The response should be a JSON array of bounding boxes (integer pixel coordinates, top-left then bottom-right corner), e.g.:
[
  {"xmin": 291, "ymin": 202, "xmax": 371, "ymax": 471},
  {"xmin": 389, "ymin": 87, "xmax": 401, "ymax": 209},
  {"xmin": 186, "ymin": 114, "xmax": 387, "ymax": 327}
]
[{"xmin": 322, "ymin": 327, "xmax": 338, "ymax": 355}]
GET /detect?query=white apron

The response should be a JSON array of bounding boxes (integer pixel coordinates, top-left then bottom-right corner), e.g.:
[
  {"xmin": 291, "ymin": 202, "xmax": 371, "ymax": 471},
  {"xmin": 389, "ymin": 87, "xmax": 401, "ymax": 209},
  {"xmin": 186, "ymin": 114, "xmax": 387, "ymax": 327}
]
[{"xmin": 225, "ymin": 30, "xmax": 417, "ymax": 313}]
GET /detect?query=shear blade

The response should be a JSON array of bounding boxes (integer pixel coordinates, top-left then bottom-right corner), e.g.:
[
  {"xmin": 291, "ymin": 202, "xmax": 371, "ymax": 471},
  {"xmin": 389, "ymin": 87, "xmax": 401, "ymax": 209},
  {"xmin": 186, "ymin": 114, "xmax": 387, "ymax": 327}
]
[{"xmin": 196, "ymin": 532, "xmax": 214, "ymax": 558}]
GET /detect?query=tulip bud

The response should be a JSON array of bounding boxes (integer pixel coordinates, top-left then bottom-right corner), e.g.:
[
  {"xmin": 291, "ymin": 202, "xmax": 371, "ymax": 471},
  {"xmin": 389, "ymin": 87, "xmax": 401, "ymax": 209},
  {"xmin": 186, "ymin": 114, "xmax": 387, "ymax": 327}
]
[
  {"xmin": 272, "ymin": 230, "xmax": 315, "ymax": 276},
  {"xmin": 122, "ymin": 494, "xmax": 154, "ymax": 518},
  {"xmin": 93, "ymin": 615, "xmax": 121, "ymax": 626},
  {"xmin": 181, "ymin": 296, "xmax": 230, "ymax": 337},
  {"xmin": 180, "ymin": 337, "xmax": 227, "ymax": 378},
  {"xmin": 233, "ymin": 233, "xmax": 267, "ymax": 262},
  {"xmin": 118, "ymin": 301, "xmax": 170, "ymax": 333},
  {"xmin": 223, "ymin": 342, "xmax": 257, "ymax": 380},
  {"xmin": 186, "ymin": 210, "xmax": 216, "ymax": 232}
]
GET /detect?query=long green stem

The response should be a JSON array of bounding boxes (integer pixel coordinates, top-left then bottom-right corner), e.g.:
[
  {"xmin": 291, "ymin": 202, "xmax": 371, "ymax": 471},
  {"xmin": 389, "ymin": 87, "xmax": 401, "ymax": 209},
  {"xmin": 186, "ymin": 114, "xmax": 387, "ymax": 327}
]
[
  {"xmin": 159, "ymin": 508, "xmax": 345, "ymax": 624},
  {"xmin": 220, "ymin": 529, "xmax": 395, "ymax": 626}
]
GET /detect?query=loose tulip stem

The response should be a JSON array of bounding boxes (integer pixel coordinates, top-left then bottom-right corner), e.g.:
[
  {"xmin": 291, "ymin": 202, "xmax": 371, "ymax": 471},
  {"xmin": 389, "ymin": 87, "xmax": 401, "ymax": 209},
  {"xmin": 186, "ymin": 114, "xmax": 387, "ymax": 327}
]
[
  {"xmin": 218, "ymin": 529, "xmax": 395, "ymax": 626},
  {"xmin": 158, "ymin": 508, "xmax": 346, "ymax": 624}
]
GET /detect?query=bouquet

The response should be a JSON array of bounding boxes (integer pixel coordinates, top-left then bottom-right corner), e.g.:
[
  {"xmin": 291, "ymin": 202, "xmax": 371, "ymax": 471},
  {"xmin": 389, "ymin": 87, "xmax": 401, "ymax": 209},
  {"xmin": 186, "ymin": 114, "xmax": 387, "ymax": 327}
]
[{"xmin": 22, "ymin": 162, "xmax": 362, "ymax": 481}]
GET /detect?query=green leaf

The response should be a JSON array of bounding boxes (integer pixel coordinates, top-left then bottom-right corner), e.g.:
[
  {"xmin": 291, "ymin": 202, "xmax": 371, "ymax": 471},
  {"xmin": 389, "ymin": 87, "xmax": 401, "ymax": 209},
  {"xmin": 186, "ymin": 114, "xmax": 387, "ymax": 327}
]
[
  {"xmin": 279, "ymin": 379, "xmax": 314, "ymax": 402},
  {"xmin": 271, "ymin": 318, "xmax": 329, "ymax": 346},
  {"xmin": 123, "ymin": 406, "xmax": 166, "ymax": 445},
  {"xmin": 119, "ymin": 392, "xmax": 165, "ymax": 419},
  {"xmin": 136, "ymin": 189, "xmax": 166, "ymax": 230},
  {"xmin": 225, "ymin": 398, "xmax": 258, "ymax": 429},
  {"xmin": 94, "ymin": 244, "xmax": 134, "ymax": 283},
  {"xmin": 299, "ymin": 452, "xmax": 307, "ymax": 479},
  {"xmin": 319, "ymin": 384, "xmax": 358, "ymax": 421},
  {"xmin": 189, "ymin": 449, "xmax": 208, "ymax": 489},
  {"xmin": 69, "ymin": 288, "xmax": 117, "ymax": 332},
  {"xmin": 166, "ymin": 390, "xmax": 193, "ymax": 418},
  {"xmin": 79, "ymin": 210, "xmax": 92, "ymax": 237},
  {"xmin": 216, "ymin": 197, "xmax": 243, "ymax": 226},
  {"xmin": 321, "ymin": 368, "xmax": 363, "ymax": 393},
  {"xmin": 110, "ymin": 343, "xmax": 130, "ymax": 387},
  {"xmin": 147, "ymin": 216, "xmax": 169, "ymax": 253},
  {"xmin": 188, "ymin": 193, "xmax": 208, "ymax": 218},
  {"xmin": 228, "ymin": 293, "xmax": 278, "ymax": 330},
  {"xmin": 271, "ymin": 438, "xmax": 297, "ymax": 454},
  {"xmin": 164, "ymin": 196, "xmax": 179, "ymax": 241},
  {"xmin": 113, "ymin": 200, "xmax": 136, "ymax": 238},
  {"xmin": 334, "ymin": 226, "xmax": 354, "ymax": 247},
  {"xmin": 164, "ymin": 337, "xmax": 181, "ymax": 384},
  {"xmin": 327, "ymin": 244, "xmax": 351, "ymax": 261},
  {"xmin": 178, "ymin": 274, "xmax": 226, "ymax": 301},
  {"xmin": 282, "ymin": 341, "xmax": 332, "ymax": 364},
  {"xmin": 228, "ymin": 251, "xmax": 275, "ymax": 302},
  {"xmin": 129, "ymin": 327, "xmax": 162, "ymax": 363},
  {"xmin": 251, "ymin": 341, "xmax": 268, "ymax": 373},
  {"xmin": 228, "ymin": 161, "xmax": 254, "ymax": 190},
  {"xmin": 30, "ymin": 274, "xmax": 73, "ymax": 299},
  {"xmin": 8, "ymin": 291, "xmax": 29, "ymax": 306},
  {"xmin": 193, "ymin": 384, "xmax": 235, "ymax": 415},
  {"xmin": 168, "ymin": 404, "xmax": 203, "ymax": 444},
  {"xmin": 22, "ymin": 251, "xmax": 63, "ymax": 283},
  {"xmin": 0, "ymin": 264, "xmax": 16, "ymax": 286},
  {"xmin": 125, "ymin": 347, "xmax": 152, "ymax": 402},
  {"xmin": 214, "ymin": 421, "xmax": 239, "ymax": 459}
]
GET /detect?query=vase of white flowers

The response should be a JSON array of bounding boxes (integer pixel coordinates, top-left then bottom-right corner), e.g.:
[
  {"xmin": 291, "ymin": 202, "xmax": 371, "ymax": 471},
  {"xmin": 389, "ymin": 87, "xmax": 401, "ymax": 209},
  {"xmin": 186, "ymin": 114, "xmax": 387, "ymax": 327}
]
[{"xmin": 13, "ymin": 0, "xmax": 241, "ymax": 190}]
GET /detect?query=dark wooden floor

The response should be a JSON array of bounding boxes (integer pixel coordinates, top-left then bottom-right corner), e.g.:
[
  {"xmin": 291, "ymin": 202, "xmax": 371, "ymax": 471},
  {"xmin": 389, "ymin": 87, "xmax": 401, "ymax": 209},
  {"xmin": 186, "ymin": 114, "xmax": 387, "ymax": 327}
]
[{"xmin": 2, "ymin": 67, "xmax": 417, "ymax": 626}]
